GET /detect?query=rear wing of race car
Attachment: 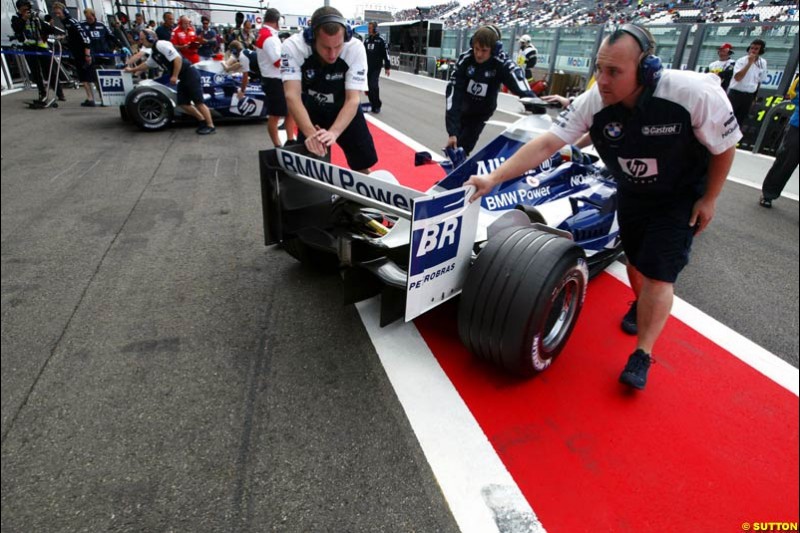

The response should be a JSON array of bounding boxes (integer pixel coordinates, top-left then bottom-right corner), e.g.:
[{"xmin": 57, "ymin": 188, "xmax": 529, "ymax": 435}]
[
  {"xmin": 95, "ymin": 69, "xmax": 134, "ymax": 106},
  {"xmin": 259, "ymin": 146, "xmax": 480, "ymax": 324}
]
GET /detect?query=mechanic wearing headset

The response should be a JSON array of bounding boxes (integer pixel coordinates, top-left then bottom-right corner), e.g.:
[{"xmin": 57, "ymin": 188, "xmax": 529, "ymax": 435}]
[
  {"xmin": 124, "ymin": 29, "xmax": 216, "ymax": 135},
  {"xmin": 466, "ymin": 24, "xmax": 741, "ymax": 391},
  {"xmin": 727, "ymin": 38, "xmax": 767, "ymax": 131},
  {"xmin": 280, "ymin": 7, "xmax": 377, "ymax": 173},
  {"xmin": 445, "ymin": 25, "xmax": 534, "ymax": 156}
]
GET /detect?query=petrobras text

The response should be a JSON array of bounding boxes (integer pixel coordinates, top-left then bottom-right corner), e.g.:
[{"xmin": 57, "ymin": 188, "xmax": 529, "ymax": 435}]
[{"xmin": 405, "ymin": 186, "xmax": 480, "ymax": 322}]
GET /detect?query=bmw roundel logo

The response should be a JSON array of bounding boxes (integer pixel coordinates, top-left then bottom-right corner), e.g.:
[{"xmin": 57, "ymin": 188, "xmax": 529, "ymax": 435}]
[
  {"xmin": 467, "ymin": 66, "xmax": 475, "ymax": 77},
  {"xmin": 213, "ymin": 74, "xmax": 226, "ymax": 85},
  {"xmin": 305, "ymin": 69, "xmax": 316, "ymax": 80},
  {"xmin": 604, "ymin": 122, "xmax": 624, "ymax": 140}
]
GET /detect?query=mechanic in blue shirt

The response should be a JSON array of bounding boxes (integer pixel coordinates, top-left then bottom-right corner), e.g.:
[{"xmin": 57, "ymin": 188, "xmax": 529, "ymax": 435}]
[
  {"xmin": 281, "ymin": 6, "xmax": 377, "ymax": 173},
  {"xmin": 124, "ymin": 29, "xmax": 216, "ymax": 135},
  {"xmin": 197, "ymin": 16, "xmax": 218, "ymax": 60},
  {"xmin": 445, "ymin": 25, "xmax": 535, "ymax": 156},
  {"xmin": 466, "ymin": 24, "xmax": 741, "ymax": 391},
  {"xmin": 81, "ymin": 8, "xmax": 121, "ymax": 67},
  {"xmin": 364, "ymin": 21, "xmax": 391, "ymax": 114},
  {"xmin": 759, "ymin": 92, "xmax": 799, "ymax": 208}
]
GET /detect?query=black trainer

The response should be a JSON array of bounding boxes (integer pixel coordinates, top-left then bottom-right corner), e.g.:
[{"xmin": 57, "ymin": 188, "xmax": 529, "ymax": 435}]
[
  {"xmin": 619, "ymin": 349, "xmax": 652, "ymax": 390},
  {"xmin": 196, "ymin": 125, "xmax": 216, "ymax": 135},
  {"xmin": 621, "ymin": 300, "xmax": 638, "ymax": 335}
]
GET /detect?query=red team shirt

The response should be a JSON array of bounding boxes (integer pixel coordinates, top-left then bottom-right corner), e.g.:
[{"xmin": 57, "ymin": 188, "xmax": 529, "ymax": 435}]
[{"xmin": 171, "ymin": 26, "xmax": 200, "ymax": 64}]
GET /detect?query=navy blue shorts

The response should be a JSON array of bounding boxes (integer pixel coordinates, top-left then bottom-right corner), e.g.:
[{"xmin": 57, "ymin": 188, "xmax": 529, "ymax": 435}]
[
  {"xmin": 617, "ymin": 192, "xmax": 699, "ymax": 283},
  {"xmin": 301, "ymin": 106, "xmax": 378, "ymax": 171},
  {"xmin": 261, "ymin": 77, "xmax": 288, "ymax": 117},
  {"xmin": 176, "ymin": 67, "xmax": 204, "ymax": 106}
]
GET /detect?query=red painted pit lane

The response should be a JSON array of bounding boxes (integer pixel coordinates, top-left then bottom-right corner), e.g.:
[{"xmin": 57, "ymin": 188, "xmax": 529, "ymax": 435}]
[{"xmin": 336, "ymin": 120, "xmax": 799, "ymax": 532}]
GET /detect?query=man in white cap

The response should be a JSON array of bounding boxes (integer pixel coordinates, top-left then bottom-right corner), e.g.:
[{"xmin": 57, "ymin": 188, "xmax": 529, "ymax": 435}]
[{"xmin": 516, "ymin": 34, "xmax": 538, "ymax": 80}]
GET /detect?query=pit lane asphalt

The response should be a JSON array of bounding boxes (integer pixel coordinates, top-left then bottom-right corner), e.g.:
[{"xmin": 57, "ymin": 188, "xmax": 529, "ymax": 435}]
[{"xmin": 1, "ymin": 78, "xmax": 797, "ymax": 533}]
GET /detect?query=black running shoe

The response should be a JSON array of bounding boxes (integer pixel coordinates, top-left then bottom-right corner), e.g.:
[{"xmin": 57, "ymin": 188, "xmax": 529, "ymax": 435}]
[
  {"xmin": 619, "ymin": 349, "xmax": 652, "ymax": 390},
  {"xmin": 196, "ymin": 125, "xmax": 216, "ymax": 135},
  {"xmin": 621, "ymin": 300, "xmax": 638, "ymax": 335}
]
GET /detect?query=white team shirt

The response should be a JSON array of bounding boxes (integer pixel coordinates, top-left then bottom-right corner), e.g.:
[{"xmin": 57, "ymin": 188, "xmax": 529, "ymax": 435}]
[
  {"xmin": 728, "ymin": 55, "xmax": 767, "ymax": 93},
  {"xmin": 280, "ymin": 33, "xmax": 368, "ymax": 92}
]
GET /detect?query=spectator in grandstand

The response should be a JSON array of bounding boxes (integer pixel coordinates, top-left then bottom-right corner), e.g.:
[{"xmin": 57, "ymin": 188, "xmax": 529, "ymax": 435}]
[
  {"xmin": 516, "ymin": 34, "xmax": 538, "ymax": 80},
  {"xmin": 708, "ymin": 43, "xmax": 735, "ymax": 91},
  {"xmin": 171, "ymin": 15, "xmax": 200, "ymax": 64},
  {"xmin": 445, "ymin": 25, "xmax": 535, "ymax": 155},
  {"xmin": 759, "ymin": 88, "xmax": 798, "ymax": 208},
  {"xmin": 364, "ymin": 22, "xmax": 391, "ymax": 114},
  {"xmin": 82, "ymin": 8, "xmax": 121, "ymax": 67},
  {"xmin": 728, "ymin": 38, "xmax": 767, "ymax": 129},
  {"xmin": 125, "ymin": 29, "xmax": 216, "ymax": 135},
  {"xmin": 465, "ymin": 24, "xmax": 740, "ymax": 391},
  {"xmin": 256, "ymin": 8, "xmax": 297, "ymax": 147},
  {"xmin": 155, "ymin": 12, "xmax": 174, "ymax": 42},
  {"xmin": 52, "ymin": 2, "xmax": 95, "ymax": 106},
  {"xmin": 281, "ymin": 6, "xmax": 377, "ymax": 172},
  {"xmin": 197, "ymin": 16, "xmax": 218, "ymax": 60}
]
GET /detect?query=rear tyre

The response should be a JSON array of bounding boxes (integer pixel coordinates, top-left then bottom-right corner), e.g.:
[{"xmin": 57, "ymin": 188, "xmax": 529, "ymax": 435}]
[
  {"xmin": 126, "ymin": 88, "xmax": 173, "ymax": 131},
  {"xmin": 458, "ymin": 227, "xmax": 588, "ymax": 377}
]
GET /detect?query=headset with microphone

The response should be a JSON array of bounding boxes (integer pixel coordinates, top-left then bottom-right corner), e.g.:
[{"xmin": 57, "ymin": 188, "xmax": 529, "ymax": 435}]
[
  {"xmin": 468, "ymin": 24, "xmax": 504, "ymax": 57},
  {"xmin": 618, "ymin": 23, "xmax": 662, "ymax": 87},
  {"xmin": 303, "ymin": 13, "xmax": 353, "ymax": 45}
]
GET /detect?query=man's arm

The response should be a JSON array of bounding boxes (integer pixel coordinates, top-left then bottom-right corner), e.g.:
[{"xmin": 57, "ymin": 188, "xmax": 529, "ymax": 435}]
[
  {"xmin": 315, "ymin": 89, "xmax": 360, "ymax": 147},
  {"xmin": 170, "ymin": 55, "xmax": 182, "ymax": 85},
  {"xmin": 283, "ymin": 79, "xmax": 326, "ymax": 156},
  {"xmin": 689, "ymin": 145, "xmax": 735, "ymax": 234},
  {"xmin": 466, "ymin": 131, "xmax": 566, "ymax": 201},
  {"xmin": 381, "ymin": 37, "xmax": 391, "ymax": 75},
  {"xmin": 445, "ymin": 57, "xmax": 468, "ymax": 147},
  {"xmin": 501, "ymin": 56, "xmax": 534, "ymax": 97}
]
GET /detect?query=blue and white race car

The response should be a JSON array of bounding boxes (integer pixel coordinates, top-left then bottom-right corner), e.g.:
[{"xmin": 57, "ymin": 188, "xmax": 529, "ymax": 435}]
[
  {"xmin": 98, "ymin": 60, "xmax": 269, "ymax": 131},
  {"xmin": 258, "ymin": 99, "xmax": 622, "ymax": 377}
]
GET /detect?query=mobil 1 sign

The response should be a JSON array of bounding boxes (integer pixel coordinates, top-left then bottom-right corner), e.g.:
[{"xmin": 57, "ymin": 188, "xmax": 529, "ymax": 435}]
[{"xmin": 405, "ymin": 186, "xmax": 480, "ymax": 321}]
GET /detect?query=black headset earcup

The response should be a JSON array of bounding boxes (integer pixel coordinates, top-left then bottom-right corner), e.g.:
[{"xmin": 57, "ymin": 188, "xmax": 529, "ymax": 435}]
[{"xmin": 303, "ymin": 25, "xmax": 313, "ymax": 44}]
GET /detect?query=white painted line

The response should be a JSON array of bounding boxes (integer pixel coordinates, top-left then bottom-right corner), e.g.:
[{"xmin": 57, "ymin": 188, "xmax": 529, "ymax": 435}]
[
  {"xmin": 727, "ymin": 174, "xmax": 799, "ymax": 201},
  {"xmin": 50, "ymin": 160, "xmax": 80, "ymax": 182},
  {"xmin": 356, "ymin": 298, "xmax": 545, "ymax": 533},
  {"xmin": 606, "ymin": 261, "xmax": 799, "ymax": 396}
]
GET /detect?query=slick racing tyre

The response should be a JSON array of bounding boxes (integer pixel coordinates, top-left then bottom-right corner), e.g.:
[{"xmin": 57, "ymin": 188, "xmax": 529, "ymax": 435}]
[
  {"xmin": 126, "ymin": 89, "xmax": 173, "ymax": 131},
  {"xmin": 458, "ymin": 227, "xmax": 588, "ymax": 377}
]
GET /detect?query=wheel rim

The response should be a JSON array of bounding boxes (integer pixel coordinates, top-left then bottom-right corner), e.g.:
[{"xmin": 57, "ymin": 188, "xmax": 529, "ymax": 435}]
[
  {"xmin": 540, "ymin": 274, "xmax": 581, "ymax": 354},
  {"xmin": 138, "ymin": 96, "xmax": 166, "ymax": 124}
]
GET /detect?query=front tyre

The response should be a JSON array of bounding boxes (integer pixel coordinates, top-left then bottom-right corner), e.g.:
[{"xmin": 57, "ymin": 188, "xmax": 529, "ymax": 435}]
[{"xmin": 458, "ymin": 227, "xmax": 588, "ymax": 377}]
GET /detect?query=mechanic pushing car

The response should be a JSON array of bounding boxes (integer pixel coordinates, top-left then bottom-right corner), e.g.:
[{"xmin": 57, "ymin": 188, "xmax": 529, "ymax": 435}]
[
  {"xmin": 445, "ymin": 25, "xmax": 535, "ymax": 156},
  {"xmin": 466, "ymin": 24, "xmax": 741, "ymax": 391},
  {"xmin": 124, "ymin": 29, "xmax": 216, "ymax": 135},
  {"xmin": 280, "ymin": 6, "xmax": 377, "ymax": 173}
]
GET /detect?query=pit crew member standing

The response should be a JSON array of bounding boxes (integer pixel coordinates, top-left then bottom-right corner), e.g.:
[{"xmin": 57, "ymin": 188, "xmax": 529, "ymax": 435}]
[
  {"xmin": 256, "ymin": 8, "xmax": 296, "ymax": 147},
  {"xmin": 125, "ymin": 29, "xmax": 216, "ymax": 135},
  {"xmin": 445, "ymin": 25, "xmax": 534, "ymax": 156},
  {"xmin": 364, "ymin": 21, "xmax": 390, "ymax": 114},
  {"xmin": 171, "ymin": 15, "xmax": 200, "ymax": 65},
  {"xmin": 81, "ymin": 8, "xmax": 121, "ymax": 67},
  {"xmin": 727, "ymin": 39, "xmax": 767, "ymax": 130},
  {"xmin": 708, "ymin": 43, "xmax": 735, "ymax": 91},
  {"xmin": 281, "ymin": 7, "xmax": 377, "ymax": 173},
  {"xmin": 11, "ymin": 0, "xmax": 59, "ymax": 106},
  {"xmin": 52, "ymin": 3, "xmax": 95, "ymax": 107},
  {"xmin": 516, "ymin": 34, "xmax": 538, "ymax": 80},
  {"xmin": 466, "ymin": 24, "xmax": 741, "ymax": 391}
]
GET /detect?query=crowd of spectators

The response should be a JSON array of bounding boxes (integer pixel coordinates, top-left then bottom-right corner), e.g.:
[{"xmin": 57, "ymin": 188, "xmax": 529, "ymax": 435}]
[{"xmin": 394, "ymin": 2, "xmax": 460, "ymax": 21}]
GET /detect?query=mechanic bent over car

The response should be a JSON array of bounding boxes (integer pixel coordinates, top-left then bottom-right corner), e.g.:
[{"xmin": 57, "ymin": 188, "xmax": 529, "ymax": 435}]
[
  {"xmin": 280, "ymin": 6, "xmax": 377, "ymax": 173},
  {"xmin": 125, "ymin": 28, "xmax": 216, "ymax": 135}
]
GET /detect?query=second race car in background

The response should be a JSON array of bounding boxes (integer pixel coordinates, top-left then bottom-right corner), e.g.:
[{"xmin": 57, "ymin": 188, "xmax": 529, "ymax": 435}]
[{"xmin": 97, "ymin": 60, "xmax": 269, "ymax": 131}]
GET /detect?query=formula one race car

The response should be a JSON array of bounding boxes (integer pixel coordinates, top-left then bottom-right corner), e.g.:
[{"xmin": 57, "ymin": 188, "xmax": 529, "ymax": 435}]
[
  {"xmin": 258, "ymin": 99, "xmax": 622, "ymax": 377},
  {"xmin": 97, "ymin": 60, "xmax": 268, "ymax": 131}
]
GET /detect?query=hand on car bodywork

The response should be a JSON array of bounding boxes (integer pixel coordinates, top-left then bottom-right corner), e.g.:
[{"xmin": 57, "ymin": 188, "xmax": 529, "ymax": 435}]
[{"xmin": 465, "ymin": 174, "xmax": 495, "ymax": 203}]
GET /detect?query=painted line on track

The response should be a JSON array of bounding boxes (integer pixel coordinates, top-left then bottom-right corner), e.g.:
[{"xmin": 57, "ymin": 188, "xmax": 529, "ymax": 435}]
[
  {"xmin": 356, "ymin": 298, "xmax": 545, "ymax": 533},
  {"xmin": 606, "ymin": 261, "xmax": 799, "ymax": 395}
]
